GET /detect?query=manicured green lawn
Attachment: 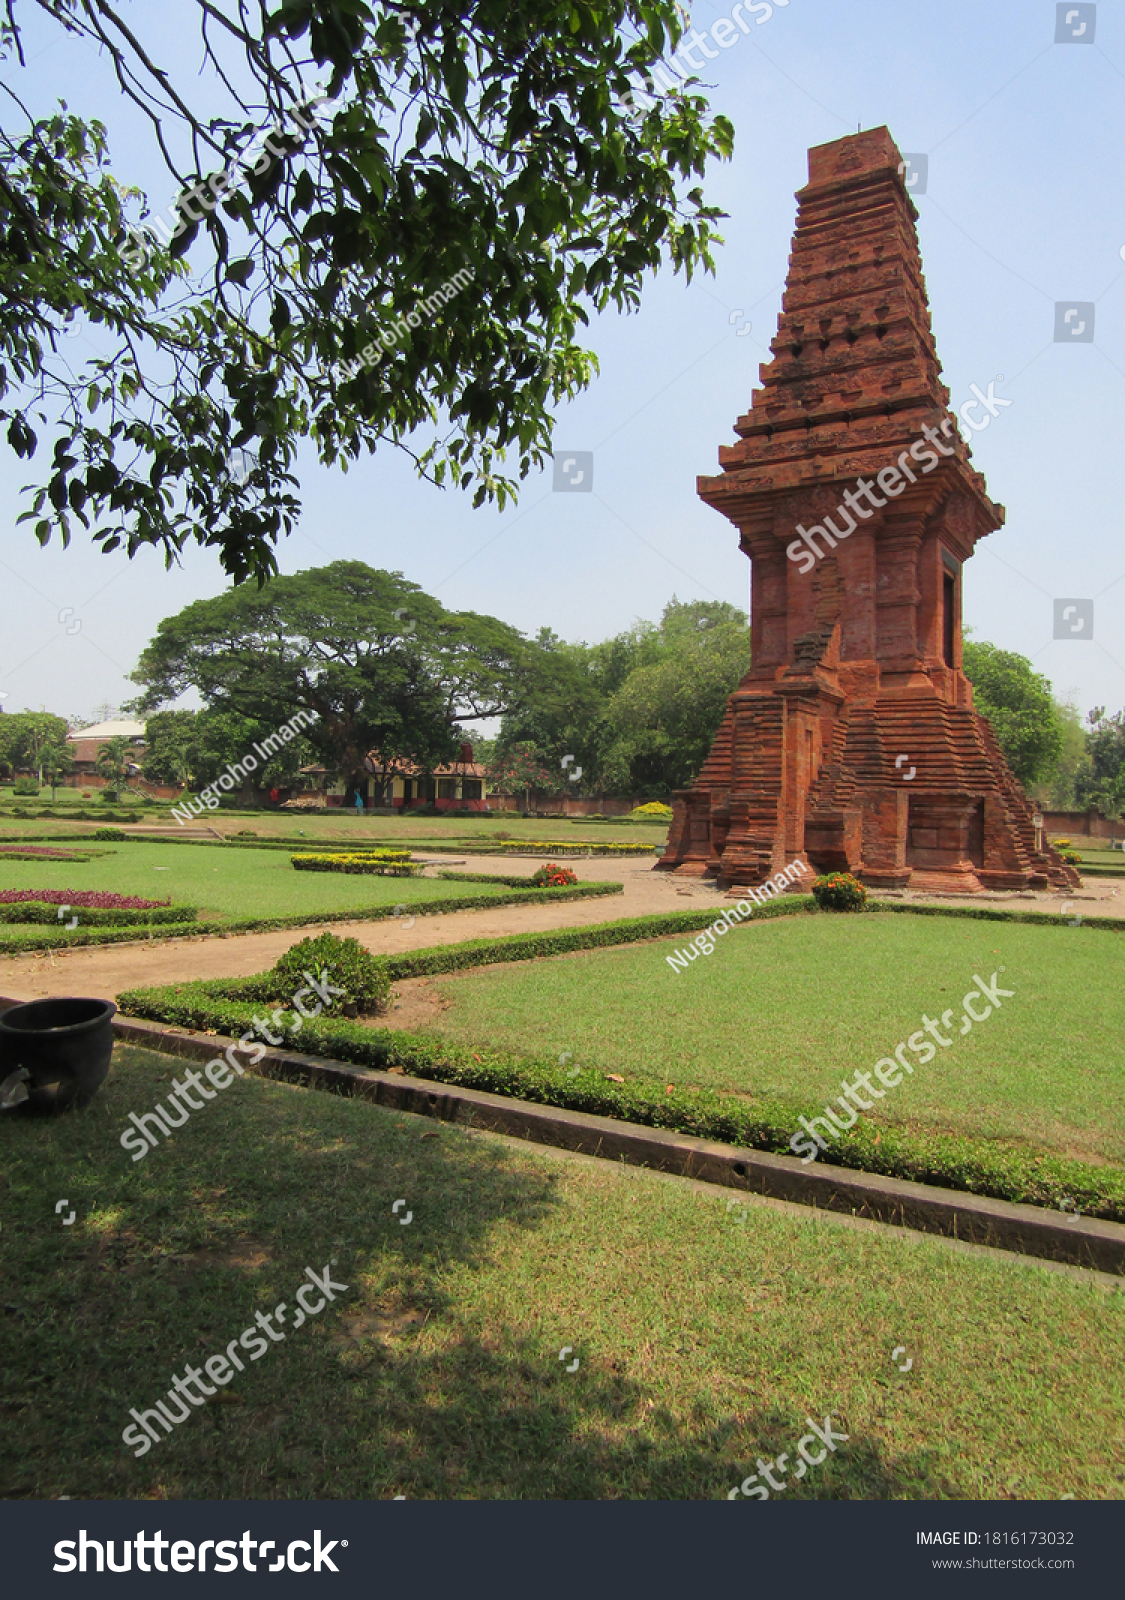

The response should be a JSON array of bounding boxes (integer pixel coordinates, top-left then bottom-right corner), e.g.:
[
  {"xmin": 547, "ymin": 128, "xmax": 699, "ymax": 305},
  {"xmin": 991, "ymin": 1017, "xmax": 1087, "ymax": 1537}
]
[
  {"xmin": 233, "ymin": 812, "xmax": 665, "ymax": 845},
  {"xmin": 402, "ymin": 913, "xmax": 1125, "ymax": 1167},
  {"xmin": 0, "ymin": 840, "xmax": 520, "ymax": 941},
  {"xmin": 0, "ymin": 809, "xmax": 667, "ymax": 847},
  {"xmin": 2, "ymin": 1044, "xmax": 1121, "ymax": 1501}
]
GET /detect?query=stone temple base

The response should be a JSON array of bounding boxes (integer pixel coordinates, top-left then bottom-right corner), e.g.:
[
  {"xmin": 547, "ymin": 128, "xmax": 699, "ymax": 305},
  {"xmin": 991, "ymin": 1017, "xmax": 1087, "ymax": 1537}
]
[
  {"xmin": 659, "ymin": 671, "xmax": 1078, "ymax": 897},
  {"xmin": 902, "ymin": 867, "xmax": 983, "ymax": 895}
]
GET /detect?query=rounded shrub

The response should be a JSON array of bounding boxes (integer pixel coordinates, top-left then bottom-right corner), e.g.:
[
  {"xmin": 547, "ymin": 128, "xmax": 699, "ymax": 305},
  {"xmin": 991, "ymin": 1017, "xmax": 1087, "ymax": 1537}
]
[
  {"xmin": 811, "ymin": 871, "xmax": 867, "ymax": 912},
  {"xmin": 92, "ymin": 827, "xmax": 127, "ymax": 842},
  {"xmin": 530, "ymin": 863, "xmax": 578, "ymax": 887},
  {"xmin": 12, "ymin": 778, "xmax": 39, "ymax": 796},
  {"xmin": 272, "ymin": 932, "xmax": 391, "ymax": 1015}
]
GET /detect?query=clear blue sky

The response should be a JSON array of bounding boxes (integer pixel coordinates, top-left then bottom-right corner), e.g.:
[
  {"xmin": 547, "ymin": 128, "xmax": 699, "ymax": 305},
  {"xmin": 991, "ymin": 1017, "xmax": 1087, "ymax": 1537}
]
[{"xmin": 2, "ymin": 0, "xmax": 1123, "ymax": 728}]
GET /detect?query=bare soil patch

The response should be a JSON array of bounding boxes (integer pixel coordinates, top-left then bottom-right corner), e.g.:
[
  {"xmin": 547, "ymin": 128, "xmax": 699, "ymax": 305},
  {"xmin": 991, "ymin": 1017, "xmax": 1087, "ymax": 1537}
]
[
  {"xmin": 165, "ymin": 1239, "xmax": 273, "ymax": 1276},
  {"xmin": 381, "ymin": 976, "xmax": 454, "ymax": 1033}
]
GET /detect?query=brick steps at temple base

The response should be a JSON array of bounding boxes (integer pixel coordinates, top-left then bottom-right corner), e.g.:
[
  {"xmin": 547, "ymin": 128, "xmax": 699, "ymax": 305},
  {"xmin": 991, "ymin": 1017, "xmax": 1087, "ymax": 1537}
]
[{"xmin": 899, "ymin": 867, "xmax": 984, "ymax": 894}]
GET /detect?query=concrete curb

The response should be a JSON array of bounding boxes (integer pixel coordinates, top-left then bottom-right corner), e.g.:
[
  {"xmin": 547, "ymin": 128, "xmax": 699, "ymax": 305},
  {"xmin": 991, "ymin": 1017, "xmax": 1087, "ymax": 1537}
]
[{"xmin": 108, "ymin": 1013, "xmax": 1125, "ymax": 1276}]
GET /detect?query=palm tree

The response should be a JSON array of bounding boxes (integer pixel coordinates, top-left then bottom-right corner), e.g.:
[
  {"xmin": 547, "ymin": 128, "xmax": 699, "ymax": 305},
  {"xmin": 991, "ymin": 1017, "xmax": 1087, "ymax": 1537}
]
[
  {"xmin": 43, "ymin": 743, "xmax": 73, "ymax": 800},
  {"xmin": 95, "ymin": 736, "xmax": 132, "ymax": 799}
]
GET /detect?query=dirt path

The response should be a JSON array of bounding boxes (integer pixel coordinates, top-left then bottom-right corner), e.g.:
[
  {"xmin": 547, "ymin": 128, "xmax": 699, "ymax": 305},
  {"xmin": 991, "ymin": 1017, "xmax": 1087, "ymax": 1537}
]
[
  {"xmin": 0, "ymin": 855, "xmax": 726, "ymax": 1003},
  {"xmin": 1, "ymin": 853, "xmax": 1119, "ymax": 1005}
]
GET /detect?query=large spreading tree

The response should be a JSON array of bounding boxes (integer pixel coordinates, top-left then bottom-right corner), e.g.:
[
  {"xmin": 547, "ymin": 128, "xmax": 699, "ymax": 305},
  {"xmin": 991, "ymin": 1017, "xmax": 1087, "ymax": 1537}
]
[
  {"xmin": 1, "ymin": 1, "xmax": 731, "ymax": 582},
  {"xmin": 130, "ymin": 560, "xmax": 536, "ymax": 797}
]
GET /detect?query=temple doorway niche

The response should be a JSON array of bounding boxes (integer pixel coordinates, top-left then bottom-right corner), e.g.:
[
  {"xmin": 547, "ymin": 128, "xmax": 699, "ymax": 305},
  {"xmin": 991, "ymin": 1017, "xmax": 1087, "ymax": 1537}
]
[{"xmin": 941, "ymin": 549, "xmax": 960, "ymax": 669}]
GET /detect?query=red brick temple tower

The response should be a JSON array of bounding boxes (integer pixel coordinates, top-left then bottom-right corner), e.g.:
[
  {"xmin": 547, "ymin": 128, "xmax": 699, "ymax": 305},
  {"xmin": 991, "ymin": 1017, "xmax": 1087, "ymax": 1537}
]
[{"xmin": 658, "ymin": 127, "xmax": 1075, "ymax": 894}]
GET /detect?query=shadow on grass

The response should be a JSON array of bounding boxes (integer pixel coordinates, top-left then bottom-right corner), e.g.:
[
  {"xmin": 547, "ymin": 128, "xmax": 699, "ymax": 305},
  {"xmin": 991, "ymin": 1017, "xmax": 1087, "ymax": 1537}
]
[
  {"xmin": 270, "ymin": 1339, "xmax": 952, "ymax": 1501},
  {"xmin": 0, "ymin": 1045, "xmax": 947, "ymax": 1501}
]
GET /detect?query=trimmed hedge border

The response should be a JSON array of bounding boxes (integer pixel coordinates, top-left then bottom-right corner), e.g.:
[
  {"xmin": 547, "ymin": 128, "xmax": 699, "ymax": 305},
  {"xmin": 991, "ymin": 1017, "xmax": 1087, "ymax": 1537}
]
[
  {"xmin": 571, "ymin": 816, "xmax": 669, "ymax": 826},
  {"xmin": 868, "ymin": 899, "xmax": 1125, "ymax": 932},
  {"xmin": 0, "ymin": 829, "xmax": 664, "ymax": 859},
  {"xmin": 495, "ymin": 840, "xmax": 655, "ymax": 856},
  {"xmin": 0, "ymin": 848, "xmax": 107, "ymax": 863},
  {"xmin": 0, "ymin": 830, "xmax": 542, "ymax": 857},
  {"xmin": 0, "ymin": 901, "xmax": 196, "ymax": 927},
  {"xmin": 383, "ymin": 896, "xmax": 807, "ymax": 978},
  {"xmin": 118, "ymin": 921, "xmax": 1125, "ymax": 1225},
  {"xmin": 0, "ymin": 878, "xmax": 623, "ymax": 953},
  {"xmin": 231, "ymin": 892, "xmax": 1125, "ymax": 980},
  {"xmin": 437, "ymin": 869, "xmax": 584, "ymax": 888},
  {"xmin": 290, "ymin": 852, "xmax": 422, "ymax": 876}
]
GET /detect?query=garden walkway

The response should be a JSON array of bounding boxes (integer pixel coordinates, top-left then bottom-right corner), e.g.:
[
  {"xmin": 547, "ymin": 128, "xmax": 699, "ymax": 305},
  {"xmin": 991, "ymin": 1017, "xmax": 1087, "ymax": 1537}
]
[{"xmin": 0, "ymin": 853, "xmax": 1119, "ymax": 1004}]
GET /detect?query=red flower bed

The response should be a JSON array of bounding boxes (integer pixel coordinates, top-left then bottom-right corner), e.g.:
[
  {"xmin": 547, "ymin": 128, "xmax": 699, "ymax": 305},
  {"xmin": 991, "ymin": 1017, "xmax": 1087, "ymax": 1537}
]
[
  {"xmin": 0, "ymin": 844, "xmax": 87, "ymax": 859},
  {"xmin": 0, "ymin": 889, "xmax": 171, "ymax": 909}
]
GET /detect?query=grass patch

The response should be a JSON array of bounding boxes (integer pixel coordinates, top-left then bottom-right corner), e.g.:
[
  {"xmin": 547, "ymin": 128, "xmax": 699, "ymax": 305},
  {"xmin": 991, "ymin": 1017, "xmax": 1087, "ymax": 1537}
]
[
  {"xmin": 2, "ymin": 1042, "xmax": 1121, "ymax": 1501},
  {"xmin": 0, "ymin": 810, "xmax": 669, "ymax": 845},
  {"xmin": 117, "ymin": 901, "xmax": 1125, "ymax": 1221},
  {"xmin": 0, "ymin": 842, "xmax": 620, "ymax": 950},
  {"xmin": 378, "ymin": 910, "xmax": 1125, "ymax": 1171}
]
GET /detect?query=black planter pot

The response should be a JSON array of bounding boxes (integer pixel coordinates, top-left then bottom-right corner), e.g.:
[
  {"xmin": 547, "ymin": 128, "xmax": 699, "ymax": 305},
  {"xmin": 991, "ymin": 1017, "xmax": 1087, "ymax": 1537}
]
[{"xmin": 0, "ymin": 997, "xmax": 117, "ymax": 1111}]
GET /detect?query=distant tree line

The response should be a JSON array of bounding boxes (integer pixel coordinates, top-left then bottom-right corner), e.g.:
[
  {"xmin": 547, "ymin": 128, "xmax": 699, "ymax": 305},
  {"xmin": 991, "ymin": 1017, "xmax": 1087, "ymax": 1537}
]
[
  {"xmin": 126, "ymin": 563, "xmax": 753, "ymax": 805},
  {"xmin": 963, "ymin": 639, "xmax": 1125, "ymax": 822},
  {"xmin": 5, "ymin": 565, "xmax": 1118, "ymax": 817},
  {"xmin": 488, "ymin": 597, "xmax": 753, "ymax": 799}
]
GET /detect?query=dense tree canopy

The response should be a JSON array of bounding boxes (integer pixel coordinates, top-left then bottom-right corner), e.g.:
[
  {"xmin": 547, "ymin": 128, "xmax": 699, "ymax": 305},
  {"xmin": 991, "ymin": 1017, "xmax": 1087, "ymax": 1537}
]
[
  {"xmin": 1075, "ymin": 707, "xmax": 1125, "ymax": 823},
  {"xmin": 2, "ymin": 0, "xmax": 731, "ymax": 581},
  {"xmin": 595, "ymin": 600, "xmax": 751, "ymax": 792},
  {"xmin": 495, "ymin": 597, "xmax": 751, "ymax": 796},
  {"xmin": 143, "ymin": 706, "xmax": 313, "ymax": 793},
  {"xmin": 0, "ymin": 709, "xmax": 71, "ymax": 782},
  {"xmin": 962, "ymin": 639, "xmax": 1064, "ymax": 788},
  {"xmin": 1081, "ymin": 708, "xmax": 1125, "ymax": 793},
  {"xmin": 130, "ymin": 560, "xmax": 538, "ymax": 795},
  {"xmin": 1027, "ymin": 700, "xmax": 1089, "ymax": 811}
]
